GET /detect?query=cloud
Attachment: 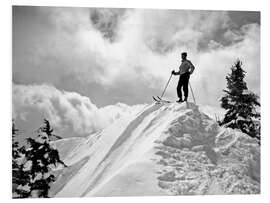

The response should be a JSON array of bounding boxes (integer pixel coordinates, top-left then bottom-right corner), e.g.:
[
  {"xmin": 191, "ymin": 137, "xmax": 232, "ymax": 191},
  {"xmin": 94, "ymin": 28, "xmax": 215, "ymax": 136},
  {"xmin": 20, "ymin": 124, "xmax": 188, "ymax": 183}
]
[
  {"xmin": 89, "ymin": 8, "xmax": 127, "ymax": 42},
  {"xmin": 193, "ymin": 23, "xmax": 260, "ymax": 105},
  {"xmin": 13, "ymin": 7, "xmax": 260, "ymax": 107},
  {"xmin": 13, "ymin": 84, "xmax": 145, "ymax": 138}
]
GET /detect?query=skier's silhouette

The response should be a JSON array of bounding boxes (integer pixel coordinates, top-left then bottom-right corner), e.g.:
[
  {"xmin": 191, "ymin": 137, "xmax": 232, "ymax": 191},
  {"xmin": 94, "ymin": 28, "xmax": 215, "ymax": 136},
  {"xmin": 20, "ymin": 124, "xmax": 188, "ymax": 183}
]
[{"xmin": 171, "ymin": 52, "xmax": 195, "ymax": 102}]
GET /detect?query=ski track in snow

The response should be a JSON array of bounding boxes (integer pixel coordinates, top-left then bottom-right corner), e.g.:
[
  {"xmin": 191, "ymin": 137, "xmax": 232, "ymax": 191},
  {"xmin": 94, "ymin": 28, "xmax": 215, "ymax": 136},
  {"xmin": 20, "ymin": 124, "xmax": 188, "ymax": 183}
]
[{"xmin": 51, "ymin": 102, "xmax": 260, "ymax": 197}]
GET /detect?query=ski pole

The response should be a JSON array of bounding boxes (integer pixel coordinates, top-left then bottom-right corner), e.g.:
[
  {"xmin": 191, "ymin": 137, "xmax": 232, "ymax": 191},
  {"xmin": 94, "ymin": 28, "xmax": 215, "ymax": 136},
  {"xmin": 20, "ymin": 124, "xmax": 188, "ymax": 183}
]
[
  {"xmin": 189, "ymin": 81, "xmax": 196, "ymax": 104},
  {"xmin": 161, "ymin": 73, "xmax": 173, "ymax": 99}
]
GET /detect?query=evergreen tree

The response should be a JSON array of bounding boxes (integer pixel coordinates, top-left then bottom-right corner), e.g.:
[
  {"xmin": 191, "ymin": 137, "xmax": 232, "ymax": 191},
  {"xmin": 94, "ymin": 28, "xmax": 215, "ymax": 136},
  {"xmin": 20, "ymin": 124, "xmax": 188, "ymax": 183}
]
[
  {"xmin": 39, "ymin": 119, "xmax": 63, "ymax": 141},
  {"xmin": 12, "ymin": 120, "xmax": 19, "ymax": 159},
  {"xmin": 12, "ymin": 119, "xmax": 66, "ymax": 198},
  {"xmin": 12, "ymin": 120, "xmax": 22, "ymax": 193},
  {"xmin": 220, "ymin": 60, "xmax": 260, "ymax": 142},
  {"xmin": 12, "ymin": 120, "xmax": 31, "ymax": 198}
]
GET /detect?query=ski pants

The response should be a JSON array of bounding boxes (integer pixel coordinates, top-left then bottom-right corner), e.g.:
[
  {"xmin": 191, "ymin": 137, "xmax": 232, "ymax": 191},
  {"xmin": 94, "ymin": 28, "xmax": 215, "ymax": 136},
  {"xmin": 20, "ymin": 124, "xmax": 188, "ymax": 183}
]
[{"xmin": 177, "ymin": 72, "xmax": 190, "ymax": 100}]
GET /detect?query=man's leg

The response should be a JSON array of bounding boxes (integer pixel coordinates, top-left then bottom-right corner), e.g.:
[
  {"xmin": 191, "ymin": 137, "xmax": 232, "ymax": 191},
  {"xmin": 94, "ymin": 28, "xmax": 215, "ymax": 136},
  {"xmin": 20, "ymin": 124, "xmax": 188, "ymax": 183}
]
[
  {"xmin": 183, "ymin": 73, "xmax": 190, "ymax": 101},
  {"xmin": 177, "ymin": 78, "xmax": 183, "ymax": 101}
]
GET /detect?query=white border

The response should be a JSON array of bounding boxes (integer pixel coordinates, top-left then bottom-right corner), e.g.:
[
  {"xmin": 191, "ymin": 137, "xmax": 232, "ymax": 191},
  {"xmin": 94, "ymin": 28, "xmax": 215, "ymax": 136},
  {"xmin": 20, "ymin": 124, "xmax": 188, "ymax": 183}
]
[
  {"xmin": 10, "ymin": 0, "xmax": 263, "ymax": 10},
  {"xmin": 1, "ymin": 0, "xmax": 270, "ymax": 203}
]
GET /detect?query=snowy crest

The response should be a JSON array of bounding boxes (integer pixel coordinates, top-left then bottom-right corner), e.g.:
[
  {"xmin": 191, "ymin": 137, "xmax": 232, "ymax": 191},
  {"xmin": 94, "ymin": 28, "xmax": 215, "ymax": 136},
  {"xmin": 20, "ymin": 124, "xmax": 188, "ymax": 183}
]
[{"xmin": 50, "ymin": 102, "xmax": 260, "ymax": 197}]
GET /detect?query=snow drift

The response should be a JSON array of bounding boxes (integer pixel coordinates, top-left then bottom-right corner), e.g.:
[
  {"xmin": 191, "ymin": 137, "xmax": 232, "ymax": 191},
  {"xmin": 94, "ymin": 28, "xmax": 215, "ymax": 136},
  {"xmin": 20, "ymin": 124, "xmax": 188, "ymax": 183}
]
[{"xmin": 50, "ymin": 102, "xmax": 260, "ymax": 197}]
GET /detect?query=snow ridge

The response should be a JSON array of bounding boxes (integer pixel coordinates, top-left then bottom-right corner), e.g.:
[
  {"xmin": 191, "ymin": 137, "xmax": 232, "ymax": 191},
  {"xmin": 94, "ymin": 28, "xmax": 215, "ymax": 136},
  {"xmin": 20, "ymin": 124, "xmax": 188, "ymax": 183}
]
[{"xmin": 52, "ymin": 102, "xmax": 260, "ymax": 197}]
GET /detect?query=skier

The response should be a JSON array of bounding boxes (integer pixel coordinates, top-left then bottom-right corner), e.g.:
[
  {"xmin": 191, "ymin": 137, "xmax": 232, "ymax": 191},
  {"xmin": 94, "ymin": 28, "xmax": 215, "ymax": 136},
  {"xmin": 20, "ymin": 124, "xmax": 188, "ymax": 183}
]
[{"xmin": 171, "ymin": 52, "xmax": 195, "ymax": 102}]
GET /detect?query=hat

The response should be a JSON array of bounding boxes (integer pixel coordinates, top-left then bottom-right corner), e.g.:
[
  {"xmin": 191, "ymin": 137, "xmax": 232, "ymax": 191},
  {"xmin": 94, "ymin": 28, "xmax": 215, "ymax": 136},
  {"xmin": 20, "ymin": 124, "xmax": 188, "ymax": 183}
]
[{"xmin": 181, "ymin": 52, "xmax": 187, "ymax": 57}]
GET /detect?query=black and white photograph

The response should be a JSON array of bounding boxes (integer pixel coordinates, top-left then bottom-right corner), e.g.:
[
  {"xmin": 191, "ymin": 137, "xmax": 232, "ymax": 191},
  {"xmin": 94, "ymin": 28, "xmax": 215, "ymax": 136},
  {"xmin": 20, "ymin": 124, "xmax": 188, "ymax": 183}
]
[{"xmin": 11, "ymin": 2, "xmax": 261, "ymax": 198}]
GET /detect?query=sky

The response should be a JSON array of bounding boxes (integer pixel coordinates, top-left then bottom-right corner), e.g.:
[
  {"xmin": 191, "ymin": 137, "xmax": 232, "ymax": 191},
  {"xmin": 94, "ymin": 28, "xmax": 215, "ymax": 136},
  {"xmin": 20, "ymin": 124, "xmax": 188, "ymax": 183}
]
[{"xmin": 12, "ymin": 6, "xmax": 260, "ymax": 139}]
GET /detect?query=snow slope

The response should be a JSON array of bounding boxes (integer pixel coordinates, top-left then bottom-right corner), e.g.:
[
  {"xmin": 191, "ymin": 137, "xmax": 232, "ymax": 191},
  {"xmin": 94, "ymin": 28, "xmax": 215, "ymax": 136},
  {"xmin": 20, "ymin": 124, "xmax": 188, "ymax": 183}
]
[{"xmin": 51, "ymin": 102, "xmax": 260, "ymax": 197}]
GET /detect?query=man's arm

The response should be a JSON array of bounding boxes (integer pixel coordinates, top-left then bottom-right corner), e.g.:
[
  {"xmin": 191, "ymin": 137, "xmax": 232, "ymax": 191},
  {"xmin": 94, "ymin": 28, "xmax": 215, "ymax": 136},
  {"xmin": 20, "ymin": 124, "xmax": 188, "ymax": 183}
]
[
  {"xmin": 172, "ymin": 70, "xmax": 180, "ymax": 75},
  {"xmin": 176, "ymin": 71, "xmax": 180, "ymax": 75},
  {"xmin": 188, "ymin": 60, "xmax": 195, "ymax": 74}
]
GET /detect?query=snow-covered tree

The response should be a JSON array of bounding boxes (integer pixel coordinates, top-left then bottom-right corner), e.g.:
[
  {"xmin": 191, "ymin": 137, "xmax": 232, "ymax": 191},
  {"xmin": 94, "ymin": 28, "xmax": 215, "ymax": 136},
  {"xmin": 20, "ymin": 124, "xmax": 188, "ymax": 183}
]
[
  {"xmin": 12, "ymin": 120, "xmax": 19, "ymax": 159},
  {"xmin": 12, "ymin": 119, "xmax": 66, "ymax": 198},
  {"xmin": 220, "ymin": 60, "xmax": 260, "ymax": 142},
  {"xmin": 39, "ymin": 119, "xmax": 63, "ymax": 141},
  {"xmin": 12, "ymin": 120, "xmax": 27, "ymax": 197}
]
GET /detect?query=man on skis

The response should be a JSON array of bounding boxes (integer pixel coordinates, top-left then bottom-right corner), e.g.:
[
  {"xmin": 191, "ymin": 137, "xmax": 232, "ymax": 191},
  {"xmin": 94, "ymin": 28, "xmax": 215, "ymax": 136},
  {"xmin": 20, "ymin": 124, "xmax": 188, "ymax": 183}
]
[{"xmin": 171, "ymin": 52, "xmax": 195, "ymax": 102}]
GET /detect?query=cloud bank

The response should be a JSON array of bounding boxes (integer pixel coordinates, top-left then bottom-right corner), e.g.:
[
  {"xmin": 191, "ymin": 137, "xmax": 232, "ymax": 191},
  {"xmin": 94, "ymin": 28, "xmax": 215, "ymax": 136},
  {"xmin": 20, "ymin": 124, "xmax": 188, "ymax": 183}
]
[
  {"xmin": 13, "ymin": 84, "xmax": 145, "ymax": 138},
  {"xmin": 13, "ymin": 7, "xmax": 260, "ymax": 107}
]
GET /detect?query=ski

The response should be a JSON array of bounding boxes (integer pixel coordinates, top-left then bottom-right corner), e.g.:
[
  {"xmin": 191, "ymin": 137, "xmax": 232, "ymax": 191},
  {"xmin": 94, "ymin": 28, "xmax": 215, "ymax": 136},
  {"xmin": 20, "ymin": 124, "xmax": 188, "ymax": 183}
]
[
  {"xmin": 152, "ymin": 96, "xmax": 157, "ymax": 101},
  {"xmin": 153, "ymin": 96, "xmax": 170, "ymax": 103},
  {"xmin": 152, "ymin": 96, "xmax": 160, "ymax": 103},
  {"xmin": 157, "ymin": 96, "xmax": 170, "ymax": 103}
]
